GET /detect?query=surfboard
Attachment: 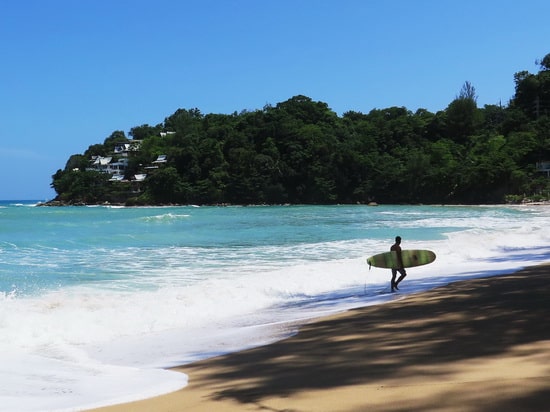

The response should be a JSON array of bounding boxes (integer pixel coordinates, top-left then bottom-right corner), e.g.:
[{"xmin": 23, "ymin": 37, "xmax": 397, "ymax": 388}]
[{"xmin": 366, "ymin": 249, "xmax": 436, "ymax": 269}]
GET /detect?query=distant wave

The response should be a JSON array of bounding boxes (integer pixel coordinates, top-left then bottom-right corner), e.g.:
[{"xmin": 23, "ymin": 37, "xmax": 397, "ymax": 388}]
[{"xmin": 141, "ymin": 213, "xmax": 191, "ymax": 222}]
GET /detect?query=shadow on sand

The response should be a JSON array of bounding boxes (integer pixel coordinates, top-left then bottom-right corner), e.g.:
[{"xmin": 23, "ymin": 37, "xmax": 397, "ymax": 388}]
[{"xmin": 180, "ymin": 264, "xmax": 550, "ymax": 411}]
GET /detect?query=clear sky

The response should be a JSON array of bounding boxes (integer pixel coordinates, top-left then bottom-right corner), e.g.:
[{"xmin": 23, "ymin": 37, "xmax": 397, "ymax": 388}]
[{"xmin": 1, "ymin": 0, "xmax": 549, "ymax": 200}]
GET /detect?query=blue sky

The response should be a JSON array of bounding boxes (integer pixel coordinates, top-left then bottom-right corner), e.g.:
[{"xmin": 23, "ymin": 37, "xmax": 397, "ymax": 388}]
[{"xmin": 1, "ymin": 0, "xmax": 549, "ymax": 200}]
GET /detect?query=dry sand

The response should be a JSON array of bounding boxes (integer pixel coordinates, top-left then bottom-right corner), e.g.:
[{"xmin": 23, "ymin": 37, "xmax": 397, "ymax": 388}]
[{"xmin": 89, "ymin": 264, "xmax": 550, "ymax": 412}]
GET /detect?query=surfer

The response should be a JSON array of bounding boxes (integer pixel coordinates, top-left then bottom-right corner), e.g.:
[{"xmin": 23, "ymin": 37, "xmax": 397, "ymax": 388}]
[{"xmin": 390, "ymin": 236, "xmax": 407, "ymax": 292}]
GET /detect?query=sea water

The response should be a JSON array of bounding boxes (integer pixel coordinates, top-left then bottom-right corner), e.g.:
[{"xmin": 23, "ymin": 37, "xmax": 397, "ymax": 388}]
[{"xmin": 1, "ymin": 201, "xmax": 549, "ymax": 411}]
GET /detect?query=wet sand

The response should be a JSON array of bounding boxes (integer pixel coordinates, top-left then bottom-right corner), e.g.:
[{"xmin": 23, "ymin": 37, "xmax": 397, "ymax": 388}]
[{"xmin": 89, "ymin": 264, "xmax": 550, "ymax": 412}]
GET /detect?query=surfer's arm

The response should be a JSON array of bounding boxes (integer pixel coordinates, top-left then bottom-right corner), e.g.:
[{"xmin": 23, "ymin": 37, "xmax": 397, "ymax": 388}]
[{"xmin": 396, "ymin": 249, "xmax": 404, "ymax": 268}]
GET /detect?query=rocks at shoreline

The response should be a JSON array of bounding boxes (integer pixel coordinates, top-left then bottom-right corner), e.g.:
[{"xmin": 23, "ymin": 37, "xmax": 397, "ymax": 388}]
[{"xmin": 37, "ymin": 200, "xmax": 100, "ymax": 207}]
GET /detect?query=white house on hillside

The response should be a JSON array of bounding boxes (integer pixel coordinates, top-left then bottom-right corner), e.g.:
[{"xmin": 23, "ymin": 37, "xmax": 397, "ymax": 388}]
[
  {"xmin": 88, "ymin": 156, "xmax": 128, "ymax": 177},
  {"xmin": 536, "ymin": 161, "xmax": 550, "ymax": 177},
  {"xmin": 113, "ymin": 140, "xmax": 142, "ymax": 156},
  {"xmin": 86, "ymin": 145, "xmax": 165, "ymax": 183}
]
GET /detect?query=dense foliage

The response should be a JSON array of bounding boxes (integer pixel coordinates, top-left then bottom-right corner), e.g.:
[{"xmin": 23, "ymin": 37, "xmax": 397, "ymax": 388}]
[{"xmin": 51, "ymin": 54, "xmax": 550, "ymax": 205}]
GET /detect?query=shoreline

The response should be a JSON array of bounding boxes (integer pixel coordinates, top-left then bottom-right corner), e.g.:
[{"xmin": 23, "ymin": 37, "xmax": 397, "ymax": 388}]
[
  {"xmin": 35, "ymin": 198, "xmax": 550, "ymax": 207},
  {"xmin": 88, "ymin": 263, "xmax": 550, "ymax": 412}
]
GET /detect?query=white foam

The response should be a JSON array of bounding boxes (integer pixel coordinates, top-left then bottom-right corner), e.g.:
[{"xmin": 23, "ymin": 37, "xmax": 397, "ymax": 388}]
[{"xmin": 0, "ymin": 352, "xmax": 187, "ymax": 412}]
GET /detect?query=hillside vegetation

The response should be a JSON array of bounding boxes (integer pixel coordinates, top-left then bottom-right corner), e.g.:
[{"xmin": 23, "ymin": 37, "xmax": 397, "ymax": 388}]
[{"xmin": 50, "ymin": 53, "xmax": 550, "ymax": 205}]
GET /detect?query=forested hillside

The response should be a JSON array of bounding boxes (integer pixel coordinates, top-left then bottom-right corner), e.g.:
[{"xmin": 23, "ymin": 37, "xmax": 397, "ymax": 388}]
[{"xmin": 50, "ymin": 53, "xmax": 550, "ymax": 205}]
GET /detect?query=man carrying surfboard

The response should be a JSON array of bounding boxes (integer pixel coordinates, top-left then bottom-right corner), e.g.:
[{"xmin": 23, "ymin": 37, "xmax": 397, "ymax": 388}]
[
  {"xmin": 366, "ymin": 242, "xmax": 435, "ymax": 291},
  {"xmin": 390, "ymin": 236, "xmax": 407, "ymax": 292}
]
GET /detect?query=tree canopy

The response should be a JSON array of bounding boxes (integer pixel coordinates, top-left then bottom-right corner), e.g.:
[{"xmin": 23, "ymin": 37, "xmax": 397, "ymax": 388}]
[{"xmin": 50, "ymin": 54, "xmax": 550, "ymax": 206}]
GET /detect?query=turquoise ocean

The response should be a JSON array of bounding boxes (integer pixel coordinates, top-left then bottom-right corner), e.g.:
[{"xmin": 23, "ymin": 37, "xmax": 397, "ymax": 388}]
[{"xmin": 1, "ymin": 201, "xmax": 549, "ymax": 411}]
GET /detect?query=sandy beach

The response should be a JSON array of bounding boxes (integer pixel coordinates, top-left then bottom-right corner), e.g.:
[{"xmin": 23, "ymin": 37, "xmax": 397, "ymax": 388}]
[{"xmin": 89, "ymin": 264, "xmax": 550, "ymax": 412}]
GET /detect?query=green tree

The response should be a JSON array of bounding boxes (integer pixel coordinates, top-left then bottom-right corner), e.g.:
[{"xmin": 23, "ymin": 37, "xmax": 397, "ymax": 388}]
[
  {"xmin": 64, "ymin": 154, "xmax": 89, "ymax": 172},
  {"xmin": 129, "ymin": 124, "xmax": 163, "ymax": 140},
  {"xmin": 103, "ymin": 130, "xmax": 127, "ymax": 152},
  {"xmin": 144, "ymin": 167, "xmax": 187, "ymax": 204},
  {"xmin": 536, "ymin": 52, "xmax": 550, "ymax": 71},
  {"xmin": 51, "ymin": 170, "xmax": 111, "ymax": 203},
  {"xmin": 446, "ymin": 81, "xmax": 481, "ymax": 144}
]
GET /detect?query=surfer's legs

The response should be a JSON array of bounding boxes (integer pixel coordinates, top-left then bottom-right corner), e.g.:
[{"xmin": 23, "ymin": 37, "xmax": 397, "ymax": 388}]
[
  {"xmin": 391, "ymin": 269, "xmax": 397, "ymax": 291},
  {"xmin": 395, "ymin": 268, "xmax": 407, "ymax": 288}
]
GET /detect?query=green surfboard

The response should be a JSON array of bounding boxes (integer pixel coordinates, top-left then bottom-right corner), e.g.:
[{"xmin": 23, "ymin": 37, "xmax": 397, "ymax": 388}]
[{"xmin": 366, "ymin": 249, "xmax": 436, "ymax": 269}]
